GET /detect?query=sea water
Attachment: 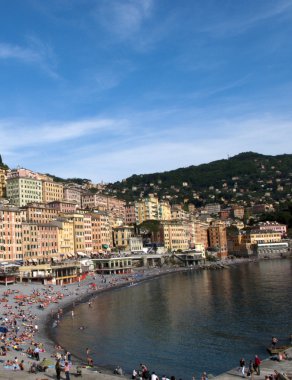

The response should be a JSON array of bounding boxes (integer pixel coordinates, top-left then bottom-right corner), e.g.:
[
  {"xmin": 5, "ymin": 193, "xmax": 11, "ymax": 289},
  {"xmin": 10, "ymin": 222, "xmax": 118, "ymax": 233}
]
[{"xmin": 55, "ymin": 259, "xmax": 292, "ymax": 379}]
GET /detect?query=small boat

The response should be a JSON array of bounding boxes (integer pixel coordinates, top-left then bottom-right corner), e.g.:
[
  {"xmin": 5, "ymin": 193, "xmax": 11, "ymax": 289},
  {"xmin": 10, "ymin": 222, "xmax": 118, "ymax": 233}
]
[{"xmin": 267, "ymin": 345, "xmax": 292, "ymax": 355}]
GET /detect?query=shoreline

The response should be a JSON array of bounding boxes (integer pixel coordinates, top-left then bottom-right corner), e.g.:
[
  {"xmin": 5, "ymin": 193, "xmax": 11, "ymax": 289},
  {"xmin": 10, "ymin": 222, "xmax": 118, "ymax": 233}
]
[{"xmin": 1, "ymin": 257, "xmax": 291, "ymax": 379}]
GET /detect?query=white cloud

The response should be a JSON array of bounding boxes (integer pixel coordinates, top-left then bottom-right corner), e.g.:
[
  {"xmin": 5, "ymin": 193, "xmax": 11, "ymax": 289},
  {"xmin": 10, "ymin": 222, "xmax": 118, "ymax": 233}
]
[
  {"xmin": 1, "ymin": 111, "xmax": 291, "ymax": 183},
  {"xmin": 0, "ymin": 117, "xmax": 121, "ymax": 150}
]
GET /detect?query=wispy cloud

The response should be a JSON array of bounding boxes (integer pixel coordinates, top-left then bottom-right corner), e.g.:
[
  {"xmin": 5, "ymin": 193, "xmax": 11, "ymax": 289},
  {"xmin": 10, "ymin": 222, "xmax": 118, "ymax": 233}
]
[
  {"xmin": 3, "ymin": 112, "xmax": 289, "ymax": 182},
  {"xmin": 96, "ymin": 0, "xmax": 154, "ymax": 40},
  {"xmin": 0, "ymin": 117, "xmax": 124, "ymax": 150},
  {"xmin": 200, "ymin": 0, "xmax": 292, "ymax": 37},
  {"xmin": 0, "ymin": 35, "xmax": 58, "ymax": 78}
]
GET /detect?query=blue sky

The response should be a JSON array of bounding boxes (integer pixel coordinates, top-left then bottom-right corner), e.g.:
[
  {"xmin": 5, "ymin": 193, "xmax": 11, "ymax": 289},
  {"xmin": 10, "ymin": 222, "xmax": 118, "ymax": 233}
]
[{"xmin": 0, "ymin": 0, "xmax": 292, "ymax": 183}]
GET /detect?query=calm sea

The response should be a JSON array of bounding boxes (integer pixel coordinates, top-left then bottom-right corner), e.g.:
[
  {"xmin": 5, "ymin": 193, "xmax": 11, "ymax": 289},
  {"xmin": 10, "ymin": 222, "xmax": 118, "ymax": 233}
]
[{"xmin": 54, "ymin": 259, "xmax": 292, "ymax": 379}]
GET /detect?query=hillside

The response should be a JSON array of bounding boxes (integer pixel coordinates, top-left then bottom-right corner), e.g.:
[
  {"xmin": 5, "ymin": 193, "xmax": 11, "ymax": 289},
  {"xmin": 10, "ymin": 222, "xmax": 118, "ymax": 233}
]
[
  {"xmin": 0, "ymin": 155, "xmax": 8, "ymax": 170},
  {"xmin": 106, "ymin": 152, "xmax": 292, "ymax": 205}
]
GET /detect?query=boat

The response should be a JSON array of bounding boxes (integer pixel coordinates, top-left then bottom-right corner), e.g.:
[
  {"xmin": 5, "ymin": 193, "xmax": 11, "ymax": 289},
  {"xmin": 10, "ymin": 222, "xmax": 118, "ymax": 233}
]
[{"xmin": 266, "ymin": 345, "xmax": 292, "ymax": 355}]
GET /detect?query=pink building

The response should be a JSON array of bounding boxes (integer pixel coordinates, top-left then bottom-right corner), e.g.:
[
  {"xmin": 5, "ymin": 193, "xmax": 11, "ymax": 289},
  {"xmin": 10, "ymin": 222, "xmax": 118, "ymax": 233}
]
[
  {"xmin": 49, "ymin": 200, "xmax": 78, "ymax": 213},
  {"xmin": 256, "ymin": 222, "xmax": 287, "ymax": 237}
]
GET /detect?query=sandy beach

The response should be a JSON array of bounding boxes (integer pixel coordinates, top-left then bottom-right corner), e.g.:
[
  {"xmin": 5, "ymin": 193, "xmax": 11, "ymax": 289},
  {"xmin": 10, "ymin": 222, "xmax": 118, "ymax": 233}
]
[{"xmin": 0, "ymin": 259, "xmax": 291, "ymax": 380}]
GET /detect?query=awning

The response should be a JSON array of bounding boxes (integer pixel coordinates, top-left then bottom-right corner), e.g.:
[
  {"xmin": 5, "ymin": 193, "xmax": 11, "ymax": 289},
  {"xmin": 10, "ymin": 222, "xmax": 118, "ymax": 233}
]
[
  {"xmin": 52, "ymin": 257, "xmax": 58, "ymax": 262},
  {"xmin": 77, "ymin": 252, "xmax": 87, "ymax": 257},
  {"xmin": 32, "ymin": 259, "xmax": 38, "ymax": 263}
]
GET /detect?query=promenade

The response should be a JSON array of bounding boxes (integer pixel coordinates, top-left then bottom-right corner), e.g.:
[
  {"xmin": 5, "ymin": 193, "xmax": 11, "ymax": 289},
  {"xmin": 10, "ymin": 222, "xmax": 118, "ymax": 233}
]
[{"xmin": 214, "ymin": 348, "xmax": 292, "ymax": 380}]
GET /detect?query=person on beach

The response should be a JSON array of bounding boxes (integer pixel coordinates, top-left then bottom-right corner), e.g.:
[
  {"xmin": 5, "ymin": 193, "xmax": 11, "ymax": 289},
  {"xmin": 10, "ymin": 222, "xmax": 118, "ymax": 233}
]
[
  {"xmin": 55, "ymin": 358, "xmax": 61, "ymax": 380},
  {"xmin": 19, "ymin": 360, "xmax": 24, "ymax": 371},
  {"xmin": 247, "ymin": 360, "xmax": 255, "ymax": 378},
  {"xmin": 34, "ymin": 344, "xmax": 40, "ymax": 361},
  {"xmin": 64, "ymin": 361, "xmax": 70, "ymax": 380},
  {"xmin": 272, "ymin": 337, "xmax": 278, "ymax": 348},
  {"xmin": 201, "ymin": 372, "xmax": 208, "ymax": 380},
  {"xmin": 239, "ymin": 358, "xmax": 246, "ymax": 377},
  {"xmin": 254, "ymin": 355, "xmax": 261, "ymax": 375},
  {"xmin": 151, "ymin": 371, "xmax": 159, "ymax": 380}
]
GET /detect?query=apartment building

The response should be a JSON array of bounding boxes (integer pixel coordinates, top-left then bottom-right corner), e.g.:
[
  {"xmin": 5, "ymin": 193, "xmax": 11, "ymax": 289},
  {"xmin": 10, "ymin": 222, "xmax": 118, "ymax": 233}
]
[
  {"xmin": 208, "ymin": 220, "xmax": 228, "ymax": 259},
  {"xmin": 84, "ymin": 213, "xmax": 93, "ymax": 255},
  {"xmin": 112, "ymin": 225, "xmax": 135, "ymax": 250},
  {"xmin": 63, "ymin": 185, "xmax": 83, "ymax": 208},
  {"xmin": 51, "ymin": 218, "xmax": 75, "ymax": 258},
  {"xmin": 125, "ymin": 204, "xmax": 136, "ymax": 225},
  {"xmin": 158, "ymin": 200, "xmax": 171, "ymax": 221},
  {"xmin": 193, "ymin": 220, "xmax": 209, "ymax": 248},
  {"xmin": 48, "ymin": 200, "xmax": 78, "ymax": 213},
  {"xmin": 22, "ymin": 202, "xmax": 59, "ymax": 224},
  {"xmin": 232, "ymin": 205, "xmax": 245, "ymax": 219},
  {"xmin": 6, "ymin": 175, "xmax": 43, "ymax": 207},
  {"xmin": 22, "ymin": 222, "xmax": 59, "ymax": 264},
  {"xmin": 159, "ymin": 221, "xmax": 189, "ymax": 251},
  {"xmin": 90, "ymin": 211, "xmax": 112, "ymax": 252},
  {"xmin": 256, "ymin": 221, "xmax": 287, "ymax": 237},
  {"xmin": 171, "ymin": 204, "xmax": 190, "ymax": 221},
  {"xmin": 82, "ymin": 193, "xmax": 126, "ymax": 222},
  {"xmin": 0, "ymin": 205, "xmax": 24, "ymax": 262},
  {"xmin": 205, "ymin": 203, "xmax": 221, "ymax": 215},
  {"xmin": 135, "ymin": 195, "xmax": 159, "ymax": 224},
  {"xmin": 42, "ymin": 179, "xmax": 64, "ymax": 203},
  {"xmin": 63, "ymin": 213, "xmax": 85, "ymax": 253}
]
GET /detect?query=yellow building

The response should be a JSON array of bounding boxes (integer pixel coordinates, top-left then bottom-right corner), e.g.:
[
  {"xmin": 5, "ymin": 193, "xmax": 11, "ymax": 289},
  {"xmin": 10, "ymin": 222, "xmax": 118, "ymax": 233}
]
[
  {"xmin": 42, "ymin": 179, "xmax": 64, "ymax": 203},
  {"xmin": 113, "ymin": 225, "xmax": 135, "ymax": 250},
  {"xmin": 51, "ymin": 218, "xmax": 75, "ymax": 258},
  {"xmin": 158, "ymin": 200, "xmax": 171, "ymax": 221},
  {"xmin": 62, "ymin": 213, "xmax": 85, "ymax": 253},
  {"xmin": 160, "ymin": 221, "xmax": 189, "ymax": 251},
  {"xmin": 135, "ymin": 195, "xmax": 159, "ymax": 224}
]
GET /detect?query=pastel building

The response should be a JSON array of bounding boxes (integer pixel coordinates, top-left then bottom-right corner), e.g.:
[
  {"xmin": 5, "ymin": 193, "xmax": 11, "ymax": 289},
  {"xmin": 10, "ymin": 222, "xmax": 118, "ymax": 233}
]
[
  {"xmin": 0, "ymin": 205, "xmax": 24, "ymax": 262},
  {"xmin": 63, "ymin": 213, "xmax": 85, "ymax": 254},
  {"xmin": 159, "ymin": 221, "xmax": 189, "ymax": 251},
  {"xmin": 112, "ymin": 225, "xmax": 135, "ymax": 250},
  {"xmin": 51, "ymin": 218, "xmax": 75, "ymax": 258},
  {"xmin": 83, "ymin": 213, "xmax": 93, "ymax": 255},
  {"xmin": 63, "ymin": 185, "xmax": 83, "ymax": 208},
  {"xmin": 256, "ymin": 221, "xmax": 287, "ymax": 237},
  {"xmin": 22, "ymin": 203, "xmax": 59, "ymax": 224},
  {"xmin": 22, "ymin": 222, "xmax": 59, "ymax": 264},
  {"xmin": 6, "ymin": 170, "xmax": 43, "ymax": 207},
  {"xmin": 48, "ymin": 200, "xmax": 78, "ymax": 213},
  {"xmin": 91, "ymin": 211, "xmax": 112, "ymax": 252},
  {"xmin": 42, "ymin": 179, "xmax": 64, "ymax": 203},
  {"xmin": 158, "ymin": 200, "xmax": 171, "ymax": 221}
]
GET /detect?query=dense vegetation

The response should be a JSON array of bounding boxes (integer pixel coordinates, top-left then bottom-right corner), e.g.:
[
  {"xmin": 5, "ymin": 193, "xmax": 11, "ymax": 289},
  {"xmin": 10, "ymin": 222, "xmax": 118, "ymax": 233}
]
[
  {"xmin": 107, "ymin": 152, "xmax": 292, "ymax": 204},
  {"xmin": 0, "ymin": 155, "xmax": 8, "ymax": 170}
]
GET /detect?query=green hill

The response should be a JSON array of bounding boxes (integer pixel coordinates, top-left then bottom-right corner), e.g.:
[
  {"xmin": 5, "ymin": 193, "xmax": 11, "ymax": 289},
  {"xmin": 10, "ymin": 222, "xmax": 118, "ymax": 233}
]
[
  {"xmin": 0, "ymin": 155, "xmax": 9, "ymax": 170},
  {"xmin": 106, "ymin": 152, "xmax": 292, "ymax": 205}
]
